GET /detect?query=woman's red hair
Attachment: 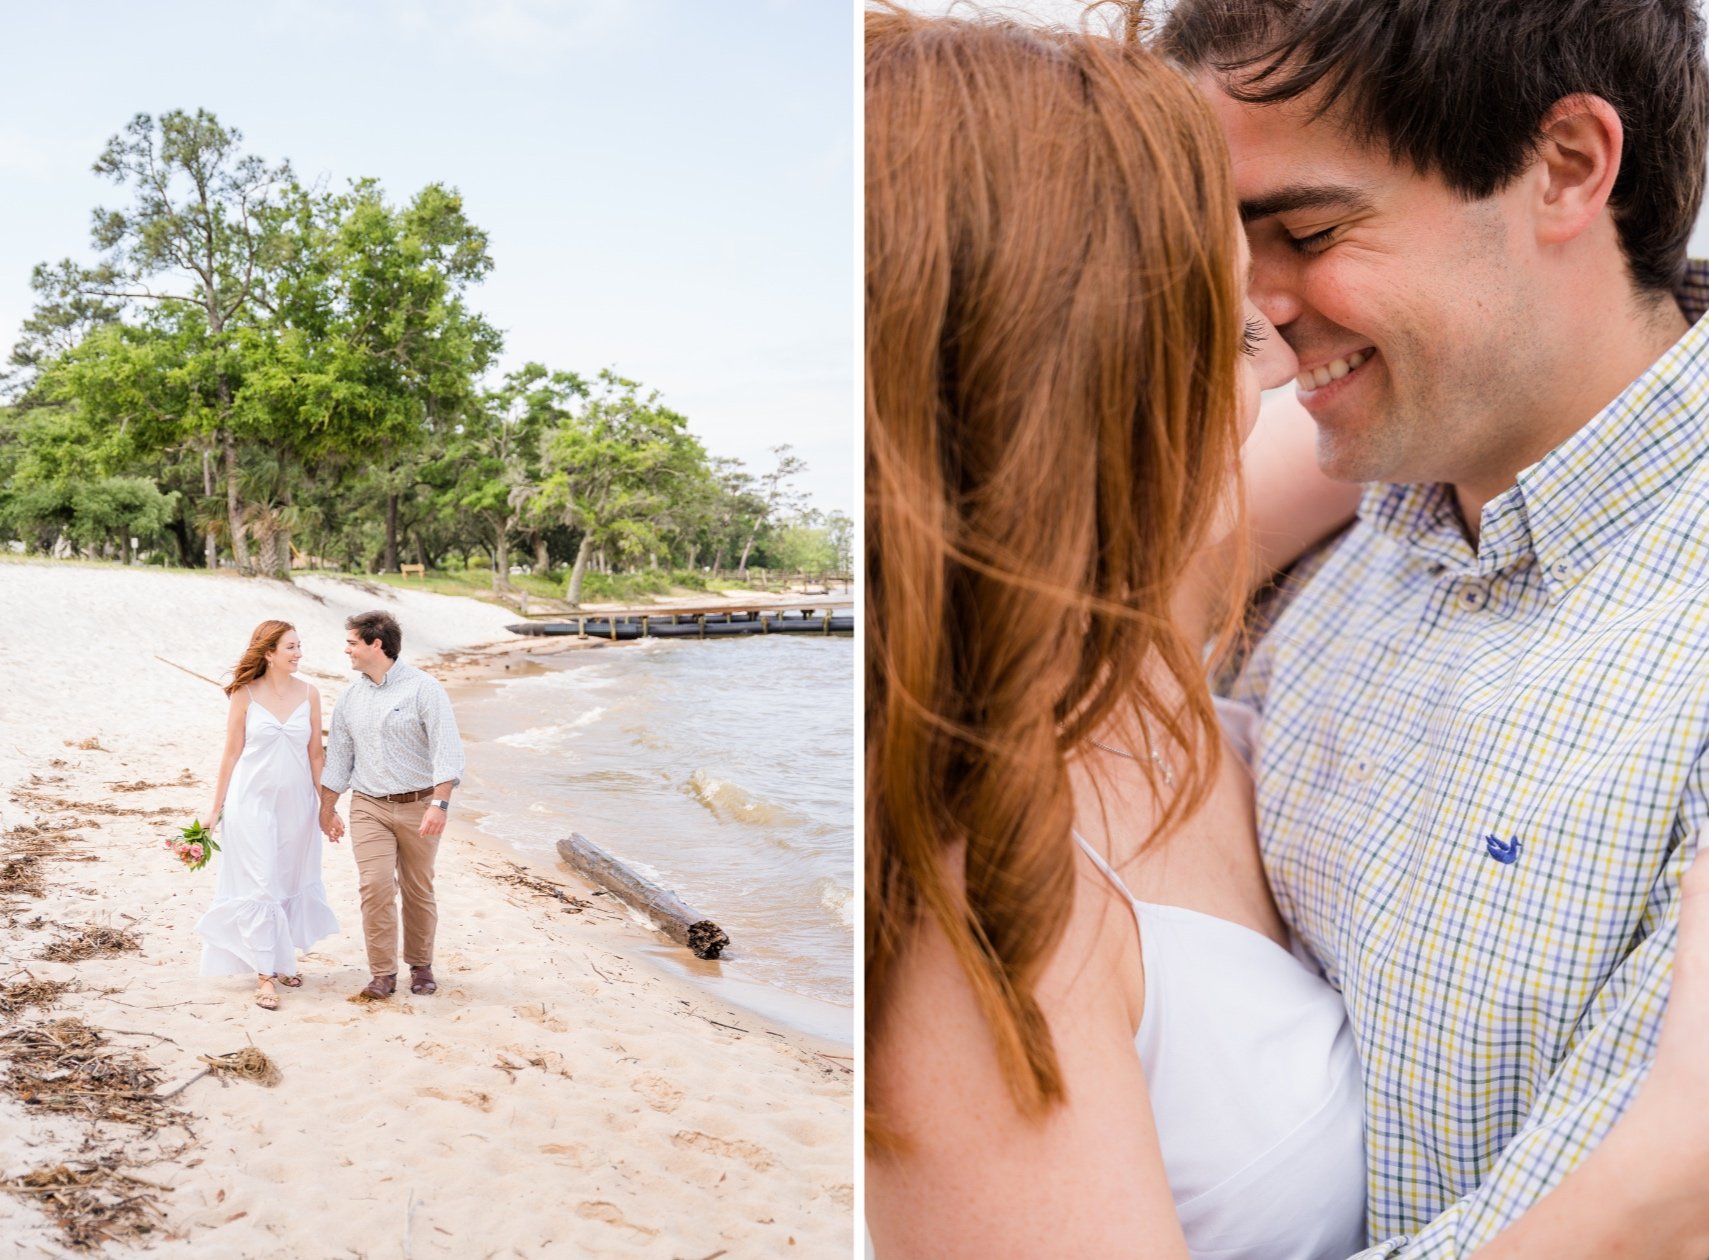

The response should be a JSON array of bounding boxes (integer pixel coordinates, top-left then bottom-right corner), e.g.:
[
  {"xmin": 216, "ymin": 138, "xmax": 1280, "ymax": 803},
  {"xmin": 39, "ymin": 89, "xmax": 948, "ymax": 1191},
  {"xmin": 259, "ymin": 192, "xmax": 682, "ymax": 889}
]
[
  {"xmin": 866, "ymin": 5, "xmax": 1247, "ymax": 1146},
  {"xmin": 225, "ymin": 621, "xmax": 297, "ymax": 696}
]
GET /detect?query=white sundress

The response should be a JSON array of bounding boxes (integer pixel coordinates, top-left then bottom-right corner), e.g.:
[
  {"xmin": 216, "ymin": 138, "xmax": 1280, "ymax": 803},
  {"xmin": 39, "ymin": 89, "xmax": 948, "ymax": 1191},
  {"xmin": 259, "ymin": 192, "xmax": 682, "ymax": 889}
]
[{"xmin": 196, "ymin": 689, "xmax": 339, "ymax": 976}]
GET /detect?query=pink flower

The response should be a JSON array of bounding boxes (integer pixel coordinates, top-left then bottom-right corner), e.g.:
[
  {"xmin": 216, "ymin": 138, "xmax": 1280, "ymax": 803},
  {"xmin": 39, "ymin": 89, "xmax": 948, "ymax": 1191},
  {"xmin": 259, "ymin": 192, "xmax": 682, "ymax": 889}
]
[{"xmin": 189, "ymin": 844, "xmax": 204, "ymax": 860}]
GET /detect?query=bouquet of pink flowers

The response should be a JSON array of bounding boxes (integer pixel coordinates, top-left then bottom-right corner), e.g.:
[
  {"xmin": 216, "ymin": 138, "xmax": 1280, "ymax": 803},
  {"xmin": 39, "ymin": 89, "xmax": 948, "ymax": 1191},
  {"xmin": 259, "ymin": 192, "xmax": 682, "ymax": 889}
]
[{"xmin": 168, "ymin": 819, "xmax": 220, "ymax": 872}]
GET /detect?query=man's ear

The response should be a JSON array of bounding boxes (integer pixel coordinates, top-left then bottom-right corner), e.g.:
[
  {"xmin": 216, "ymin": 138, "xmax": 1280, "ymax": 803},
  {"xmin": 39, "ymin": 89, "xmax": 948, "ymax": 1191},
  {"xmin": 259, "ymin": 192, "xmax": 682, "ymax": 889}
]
[{"xmin": 1532, "ymin": 93, "xmax": 1622, "ymax": 247}]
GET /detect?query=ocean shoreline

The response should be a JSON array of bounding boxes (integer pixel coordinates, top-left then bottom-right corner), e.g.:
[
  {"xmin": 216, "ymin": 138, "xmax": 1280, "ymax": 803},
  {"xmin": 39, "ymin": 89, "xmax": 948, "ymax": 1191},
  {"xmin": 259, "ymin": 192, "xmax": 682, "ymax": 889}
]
[
  {"xmin": 436, "ymin": 633, "xmax": 854, "ymax": 1050},
  {"xmin": 0, "ymin": 561, "xmax": 853, "ymax": 1257}
]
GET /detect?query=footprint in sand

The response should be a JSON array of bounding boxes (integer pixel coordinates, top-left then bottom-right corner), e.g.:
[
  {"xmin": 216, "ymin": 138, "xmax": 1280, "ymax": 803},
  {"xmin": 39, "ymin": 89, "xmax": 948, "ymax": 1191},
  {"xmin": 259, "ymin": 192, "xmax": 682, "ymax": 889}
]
[
  {"xmin": 513, "ymin": 1003, "xmax": 568, "ymax": 1032},
  {"xmin": 538, "ymin": 1142, "xmax": 591, "ymax": 1168},
  {"xmin": 671, "ymin": 1130, "xmax": 777, "ymax": 1172},
  {"xmin": 630, "ymin": 1075, "xmax": 683, "ymax": 1113},
  {"xmin": 828, "ymin": 1184, "xmax": 854, "ymax": 1209},
  {"xmin": 413, "ymin": 1041, "xmax": 456, "ymax": 1063},
  {"xmin": 422, "ymin": 1086, "xmax": 495, "ymax": 1112},
  {"xmin": 576, "ymin": 1201, "xmax": 658, "ymax": 1237}
]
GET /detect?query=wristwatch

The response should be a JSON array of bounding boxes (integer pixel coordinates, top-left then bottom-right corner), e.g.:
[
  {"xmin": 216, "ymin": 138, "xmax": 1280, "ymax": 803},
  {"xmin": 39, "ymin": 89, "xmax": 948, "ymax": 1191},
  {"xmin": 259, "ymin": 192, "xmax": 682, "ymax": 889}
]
[{"xmin": 429, "ymin": 799, "xmax": 450, "ymax": 812}]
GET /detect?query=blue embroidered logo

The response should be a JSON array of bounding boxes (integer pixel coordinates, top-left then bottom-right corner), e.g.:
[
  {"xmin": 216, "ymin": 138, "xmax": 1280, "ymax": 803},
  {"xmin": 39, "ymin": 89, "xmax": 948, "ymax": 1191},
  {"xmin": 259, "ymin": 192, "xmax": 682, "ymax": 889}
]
[{"xmin": 1484, "ymin": 834, "xmax": 1522, "ymax": 864}]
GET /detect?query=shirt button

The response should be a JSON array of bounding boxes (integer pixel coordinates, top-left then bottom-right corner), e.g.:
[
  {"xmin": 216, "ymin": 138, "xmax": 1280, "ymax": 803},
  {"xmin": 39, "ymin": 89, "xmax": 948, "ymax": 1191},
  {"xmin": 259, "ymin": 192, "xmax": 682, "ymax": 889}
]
[
  {"xmin": 1350, "ymin": 756, "xmax": 1374, "ymax": 782},
  {"xmin": 1460, "ymin": 584, "xmax": 1488, "ymax": 610},
  {"xmin": 1550, "ymin": 560, "xmax": 1572, "ymax": 580}
]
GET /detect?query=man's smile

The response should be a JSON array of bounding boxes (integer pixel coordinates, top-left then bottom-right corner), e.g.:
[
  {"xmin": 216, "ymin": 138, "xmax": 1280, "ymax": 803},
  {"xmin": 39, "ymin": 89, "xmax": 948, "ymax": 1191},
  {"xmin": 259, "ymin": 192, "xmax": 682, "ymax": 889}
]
[{"xmin": 1295, "ymin": 346, "xmax": 1375, "ymax": 394}]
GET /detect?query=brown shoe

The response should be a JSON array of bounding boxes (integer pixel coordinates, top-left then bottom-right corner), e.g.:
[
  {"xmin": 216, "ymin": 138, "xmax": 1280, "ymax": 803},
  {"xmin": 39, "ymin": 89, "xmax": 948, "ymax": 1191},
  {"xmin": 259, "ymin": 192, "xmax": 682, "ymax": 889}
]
[
  {"xmin": 409, "ymin": 965, "xmax": 437, "ymax": 996},
  {"xmin": 360, "ymin": 973, "xmax": 396, "ymax": 1000}
]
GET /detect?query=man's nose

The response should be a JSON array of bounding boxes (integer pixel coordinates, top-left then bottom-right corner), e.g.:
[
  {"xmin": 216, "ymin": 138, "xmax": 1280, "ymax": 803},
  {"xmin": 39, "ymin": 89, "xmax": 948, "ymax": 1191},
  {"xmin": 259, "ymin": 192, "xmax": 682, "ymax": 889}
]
[{"xmin": 1250, "ymin": 254, "xmax": 1304, "ymax": 332}]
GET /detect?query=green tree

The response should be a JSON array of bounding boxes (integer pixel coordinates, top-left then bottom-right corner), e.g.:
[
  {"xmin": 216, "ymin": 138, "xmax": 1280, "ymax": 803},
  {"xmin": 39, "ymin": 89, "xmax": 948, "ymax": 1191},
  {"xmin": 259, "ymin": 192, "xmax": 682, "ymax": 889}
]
[
  {"xmin": 256, "ymin": 179, "xmax": 501, "ymax": 572},
  {"xmin": 538, "ymin": 371, "xmax": 710, "ymax": 606},
  {"xmin": 764, "ymin": 514, "xmax": 835, "ymax": 576},
  {"xmin": 67, "ymin": 476, "xmax": 180, "ymax": 564},
  {"xmin": 442, "ymin": 363, "xmax": 586, "ymax": 591},
  {"xmin": 35, "ymin": 109, "xmax": 293, "ymax": 570},
  {"xmin": 736, "ymin": 443, "xmax": 808, "ymax": 577},
  {"xmin": 825, "ymin": 509, "xmax": 853, "ymax": 576}
]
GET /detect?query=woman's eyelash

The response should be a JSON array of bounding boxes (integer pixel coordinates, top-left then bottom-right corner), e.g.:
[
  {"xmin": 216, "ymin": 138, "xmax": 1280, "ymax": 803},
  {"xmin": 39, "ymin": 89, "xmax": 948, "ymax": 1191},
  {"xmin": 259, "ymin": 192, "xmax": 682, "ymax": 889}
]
[{"xmin": 1242, "ymin": 316, "xmax": 1267, "ymax": 357}]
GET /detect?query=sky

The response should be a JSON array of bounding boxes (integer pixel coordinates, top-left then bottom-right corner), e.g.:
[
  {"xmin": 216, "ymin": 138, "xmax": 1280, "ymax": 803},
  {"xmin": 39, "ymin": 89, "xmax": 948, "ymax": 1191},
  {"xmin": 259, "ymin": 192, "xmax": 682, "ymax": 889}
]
[{"xmin": 0, "ymin": 0, "xmax": 855, "ymax": 516}]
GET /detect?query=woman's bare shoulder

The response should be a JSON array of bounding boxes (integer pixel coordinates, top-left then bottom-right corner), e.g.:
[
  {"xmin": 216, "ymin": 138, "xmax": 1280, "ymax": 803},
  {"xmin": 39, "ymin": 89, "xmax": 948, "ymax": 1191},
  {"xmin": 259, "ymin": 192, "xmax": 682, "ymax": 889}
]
[{"xmin": 867, "ymin": 852, "xmax": 1185, "ymax": 1259}]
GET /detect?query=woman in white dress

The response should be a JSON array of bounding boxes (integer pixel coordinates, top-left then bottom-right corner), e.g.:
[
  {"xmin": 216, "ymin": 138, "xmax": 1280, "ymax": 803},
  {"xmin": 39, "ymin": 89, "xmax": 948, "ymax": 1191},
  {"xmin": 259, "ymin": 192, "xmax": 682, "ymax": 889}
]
[
  {"xmin": 864, "ymin": 9, "xmax": 1709, "ymax": 1258},
  {"xmin": 196, "ymin": 620, "xmax": 340, "ymax": 1009}
]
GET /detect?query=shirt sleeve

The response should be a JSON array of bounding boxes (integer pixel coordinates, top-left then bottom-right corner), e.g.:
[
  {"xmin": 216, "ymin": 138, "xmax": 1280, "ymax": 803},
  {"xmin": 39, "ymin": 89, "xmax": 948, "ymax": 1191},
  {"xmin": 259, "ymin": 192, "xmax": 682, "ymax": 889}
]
[
  {"xmin": 320, "ymin": 694, "xmax": 355, "ymax": 794},
  {"xmin": 1349, "ymin": 832, "xmax": 1695, "ymax": 1258},
  {"xmin": 419, "ymin": 678, "xmax": 465, "ymax": 788}
]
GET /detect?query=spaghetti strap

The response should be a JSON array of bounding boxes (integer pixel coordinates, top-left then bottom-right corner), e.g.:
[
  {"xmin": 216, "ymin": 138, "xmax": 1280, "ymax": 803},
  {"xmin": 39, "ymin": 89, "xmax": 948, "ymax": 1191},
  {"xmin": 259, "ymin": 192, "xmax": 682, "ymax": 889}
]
[{"xmin": 1072, "ymin": 830, "xmax": 1142, "ymax": 907}]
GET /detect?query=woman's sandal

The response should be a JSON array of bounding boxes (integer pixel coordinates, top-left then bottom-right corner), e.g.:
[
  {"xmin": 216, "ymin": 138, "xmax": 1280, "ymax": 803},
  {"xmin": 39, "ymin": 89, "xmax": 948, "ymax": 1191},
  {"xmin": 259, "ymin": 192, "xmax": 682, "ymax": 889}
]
[
  {"xmin": 255, "ymin": 975, "xmax": 280, "ymax": 1011},
  {"xmin": 275, "ymin": 974, "xmax": 303, "ymax": 988}
]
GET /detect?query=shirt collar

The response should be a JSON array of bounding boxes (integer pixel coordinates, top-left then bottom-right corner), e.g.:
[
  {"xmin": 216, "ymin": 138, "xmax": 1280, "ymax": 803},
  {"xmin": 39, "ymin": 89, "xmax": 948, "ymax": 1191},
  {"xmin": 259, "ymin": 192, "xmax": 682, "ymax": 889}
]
[
  {"xmin": 362, "ymin": 658, "xmax": 409, "ymax": 688},
  {"xmin": 1359, "ymin": 260, "xmax": 1709, "ymax": 588}
]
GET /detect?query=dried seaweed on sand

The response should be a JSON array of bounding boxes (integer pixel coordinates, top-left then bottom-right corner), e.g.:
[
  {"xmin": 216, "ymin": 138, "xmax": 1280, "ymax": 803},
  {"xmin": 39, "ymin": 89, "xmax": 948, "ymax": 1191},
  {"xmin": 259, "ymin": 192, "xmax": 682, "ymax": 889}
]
[
  {"xmin": 108, "ymin": 770, "xmax": 198, "ymax": 794},
  {"xmin": 0, "ymin": 1160, "xmax": 171, "ymax": 1250},
  {"xmin": 197, "ymin": 1045, "xmax": 281, "ymax": 1087},
  {"xmin": 38, "ymin": 925, "xmax": 142, "ymax": 963},
  {"xmin": 12, "ymin": 788, "xmax": 178, "ymax": 818},
  {"xmin": 0, "ymin": 974, "xmax": 71, "ymax": 1017},
  {"xmin": 0, "ymin": 1019, "xmax": 186, "ymax": 1128},
  {"xmin": 0, "ymin": 854, "xmax": 45, "ymax": 897},
  {"xmin": 489, "ymin": 861, "xmax": 593, "ymax": 912}
]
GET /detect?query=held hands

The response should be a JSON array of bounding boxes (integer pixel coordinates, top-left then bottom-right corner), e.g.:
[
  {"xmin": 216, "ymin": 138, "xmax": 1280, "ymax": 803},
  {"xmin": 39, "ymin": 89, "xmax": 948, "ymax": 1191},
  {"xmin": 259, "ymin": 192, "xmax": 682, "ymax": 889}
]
[{"xmin": 320, "ymin": 809, "xmax": 345, "ymax": 844}]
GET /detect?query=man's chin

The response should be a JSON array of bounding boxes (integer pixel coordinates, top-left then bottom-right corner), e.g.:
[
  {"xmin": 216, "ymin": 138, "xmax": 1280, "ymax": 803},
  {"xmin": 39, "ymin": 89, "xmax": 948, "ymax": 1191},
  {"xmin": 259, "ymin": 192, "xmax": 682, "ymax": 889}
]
[{"xmin": 1311, "ymin": 427, "xmax": 1397, "ymax": 486}]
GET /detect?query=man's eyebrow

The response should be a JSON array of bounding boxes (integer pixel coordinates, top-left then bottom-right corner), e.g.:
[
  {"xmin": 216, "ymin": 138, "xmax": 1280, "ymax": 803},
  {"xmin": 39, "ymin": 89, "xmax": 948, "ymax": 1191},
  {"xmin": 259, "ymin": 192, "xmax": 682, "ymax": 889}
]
[{"xmin": 1239, "ymin": 184, "xmax": 1375, "ymax": 223}]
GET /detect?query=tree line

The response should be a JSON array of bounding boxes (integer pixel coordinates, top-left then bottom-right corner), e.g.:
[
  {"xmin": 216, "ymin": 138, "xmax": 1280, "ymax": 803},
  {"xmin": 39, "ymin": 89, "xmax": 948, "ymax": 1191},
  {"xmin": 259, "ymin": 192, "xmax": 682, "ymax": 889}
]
[{"xmin": 0, "ymin": 109, "xmax": 850, "ymax": 605}]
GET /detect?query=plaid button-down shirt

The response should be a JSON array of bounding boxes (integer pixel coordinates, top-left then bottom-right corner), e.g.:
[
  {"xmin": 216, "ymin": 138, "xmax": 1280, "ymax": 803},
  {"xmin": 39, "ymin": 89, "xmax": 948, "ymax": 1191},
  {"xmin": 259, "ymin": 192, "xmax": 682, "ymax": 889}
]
[
  {"xmin": 1230, "ymin": 263, "xmax": 1709, "ymax": 1256},
  {"xmin": 321, "ymin": 660, "xmax": 465, "ymax": 798}
]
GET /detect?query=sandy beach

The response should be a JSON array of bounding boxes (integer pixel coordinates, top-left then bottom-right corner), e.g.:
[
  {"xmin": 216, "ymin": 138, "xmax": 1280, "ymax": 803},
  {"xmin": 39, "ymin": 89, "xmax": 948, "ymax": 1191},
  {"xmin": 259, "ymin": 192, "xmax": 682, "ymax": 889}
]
[{"xmin": 0, "ymin": 560, "xmax": 854, "ymax": 1258}]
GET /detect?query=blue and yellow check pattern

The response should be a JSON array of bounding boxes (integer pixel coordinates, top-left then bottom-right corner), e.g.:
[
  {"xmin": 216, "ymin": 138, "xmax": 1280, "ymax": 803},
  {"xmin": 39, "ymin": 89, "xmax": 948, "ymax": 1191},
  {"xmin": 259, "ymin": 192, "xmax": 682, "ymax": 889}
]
[{"xmin": 1230, "ymin": 263, "xmax": 1709, "ymax": 1256}]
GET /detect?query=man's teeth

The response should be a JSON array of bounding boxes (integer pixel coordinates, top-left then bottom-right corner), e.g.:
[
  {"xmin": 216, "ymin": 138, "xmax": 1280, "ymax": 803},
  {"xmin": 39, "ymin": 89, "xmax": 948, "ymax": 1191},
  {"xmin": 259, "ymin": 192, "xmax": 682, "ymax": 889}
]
[{"xmin": 1297, "ymin": 349, "xmax": 1369, "ymax": 390}]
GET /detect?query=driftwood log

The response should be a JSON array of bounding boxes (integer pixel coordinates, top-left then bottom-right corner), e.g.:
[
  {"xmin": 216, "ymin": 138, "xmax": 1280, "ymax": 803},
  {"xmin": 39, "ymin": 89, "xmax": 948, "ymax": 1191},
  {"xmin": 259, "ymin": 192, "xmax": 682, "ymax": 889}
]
[{"xmin": 555, "ymin": 833, "xmax": 730, "ymax": 959}]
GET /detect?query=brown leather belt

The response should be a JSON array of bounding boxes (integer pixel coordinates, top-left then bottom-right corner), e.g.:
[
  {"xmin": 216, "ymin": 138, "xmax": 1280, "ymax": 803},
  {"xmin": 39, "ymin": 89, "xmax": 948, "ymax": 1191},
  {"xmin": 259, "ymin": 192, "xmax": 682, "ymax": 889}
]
[{"xmin": 357, "ymin": 788, "xmax": 435, "ymax": 804}]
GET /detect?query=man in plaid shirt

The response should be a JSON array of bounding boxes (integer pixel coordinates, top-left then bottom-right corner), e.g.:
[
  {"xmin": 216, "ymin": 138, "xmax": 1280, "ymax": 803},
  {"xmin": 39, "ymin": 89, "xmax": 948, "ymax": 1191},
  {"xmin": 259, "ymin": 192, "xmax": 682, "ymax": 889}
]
[{"xmin": 1161, "ymin": 1, "xmax": 1709, "ymax": 1254}]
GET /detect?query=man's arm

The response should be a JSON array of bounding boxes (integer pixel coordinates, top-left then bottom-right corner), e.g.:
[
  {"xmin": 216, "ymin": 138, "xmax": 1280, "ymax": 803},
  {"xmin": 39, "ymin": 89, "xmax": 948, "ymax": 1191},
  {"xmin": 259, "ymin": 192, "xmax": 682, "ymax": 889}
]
[
  {"xmin": 417, "ymin": 680, "xmax": 464, "ymax": 838},
  {"xmin": 419, "ymin": 679, "xmax": 464, "ymax": 791},
  {"xmin": 319, "ymin": 697, "xmax": 353, "ymax": 839}
]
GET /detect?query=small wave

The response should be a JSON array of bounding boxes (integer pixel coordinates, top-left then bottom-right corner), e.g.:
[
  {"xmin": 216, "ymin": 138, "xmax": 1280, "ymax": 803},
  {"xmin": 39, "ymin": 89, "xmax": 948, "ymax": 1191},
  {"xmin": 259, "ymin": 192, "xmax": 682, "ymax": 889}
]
[
  {"xmin": 813, "ymin": 876, "xmax": 854, "ymax": 928},
  {"xmin": 494, "ymin": 706, "xmax": 607, "ymax": 751},
  {"xmin": 684, "ymin": 769, "xmax": 807, "ymax": 829},
  {"xmin": 496, "ymin": 724, "xmax": 568, "ymax": 751}
]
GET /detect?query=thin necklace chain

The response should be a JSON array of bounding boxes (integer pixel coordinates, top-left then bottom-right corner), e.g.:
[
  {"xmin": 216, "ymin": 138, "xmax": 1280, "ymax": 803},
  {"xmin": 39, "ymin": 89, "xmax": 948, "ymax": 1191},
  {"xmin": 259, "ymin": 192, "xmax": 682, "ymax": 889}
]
[{"xmin": 1088, "ymin": 736, "xmax": 1176, "ymax": 789}]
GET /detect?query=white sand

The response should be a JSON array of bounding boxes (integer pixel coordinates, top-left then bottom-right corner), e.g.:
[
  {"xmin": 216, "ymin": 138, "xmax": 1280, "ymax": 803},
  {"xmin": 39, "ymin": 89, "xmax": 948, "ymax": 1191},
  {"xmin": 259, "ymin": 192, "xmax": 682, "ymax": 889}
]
[{"xmin": 0, "ymin": 560, "xmax": 854, "ymax": 1258}]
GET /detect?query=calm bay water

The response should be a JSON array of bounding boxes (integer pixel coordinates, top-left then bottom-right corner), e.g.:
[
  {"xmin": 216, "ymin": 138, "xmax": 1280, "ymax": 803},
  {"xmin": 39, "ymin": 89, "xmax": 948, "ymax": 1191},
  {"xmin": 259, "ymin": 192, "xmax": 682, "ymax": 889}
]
[{"xmin": 452, "ymin": 634, "xmax": 854, "ymax": 1041}]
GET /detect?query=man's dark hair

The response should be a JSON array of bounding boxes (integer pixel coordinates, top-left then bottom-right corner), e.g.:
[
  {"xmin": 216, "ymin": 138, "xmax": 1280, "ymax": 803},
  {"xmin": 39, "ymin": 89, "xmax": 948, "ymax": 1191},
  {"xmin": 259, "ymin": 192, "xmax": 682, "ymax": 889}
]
[
  {"xmin": 1159, "ymin": 0, "xmax": 1709, "ymax": 294},
  {"xmin": 346, "ymin": 610, "xmax": 402, "ymax": 661}
]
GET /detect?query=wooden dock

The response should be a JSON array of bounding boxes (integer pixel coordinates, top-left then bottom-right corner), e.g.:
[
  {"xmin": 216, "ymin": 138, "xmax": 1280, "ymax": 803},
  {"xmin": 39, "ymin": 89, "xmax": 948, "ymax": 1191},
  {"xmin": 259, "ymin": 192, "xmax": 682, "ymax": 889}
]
[
  {"xmin": 507, "ymin": 599, "xmax": 853, "ymax": 641},
  {"xmin": 513, "ymin": 599, "xmax": 851, "ymax": 621}
]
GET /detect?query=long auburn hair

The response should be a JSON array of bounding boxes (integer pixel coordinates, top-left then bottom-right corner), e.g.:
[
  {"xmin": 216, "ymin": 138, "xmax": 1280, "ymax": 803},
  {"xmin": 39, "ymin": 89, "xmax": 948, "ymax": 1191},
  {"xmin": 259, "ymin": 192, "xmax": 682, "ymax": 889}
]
[
  {"xmin": 866, "ymin": 6, "xmax": 1248, "ymax": 1145},
  {"xmin": 225, "ymin": 620, "xmax": 297, "ymax": 696}
]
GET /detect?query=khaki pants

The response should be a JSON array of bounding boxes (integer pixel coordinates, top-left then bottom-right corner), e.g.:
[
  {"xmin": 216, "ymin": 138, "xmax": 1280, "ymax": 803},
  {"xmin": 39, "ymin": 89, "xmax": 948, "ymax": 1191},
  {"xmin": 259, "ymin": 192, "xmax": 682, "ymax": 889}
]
[{"xmin": 349, "ymin": 794, "xmax": 439, "ymax": 977}]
